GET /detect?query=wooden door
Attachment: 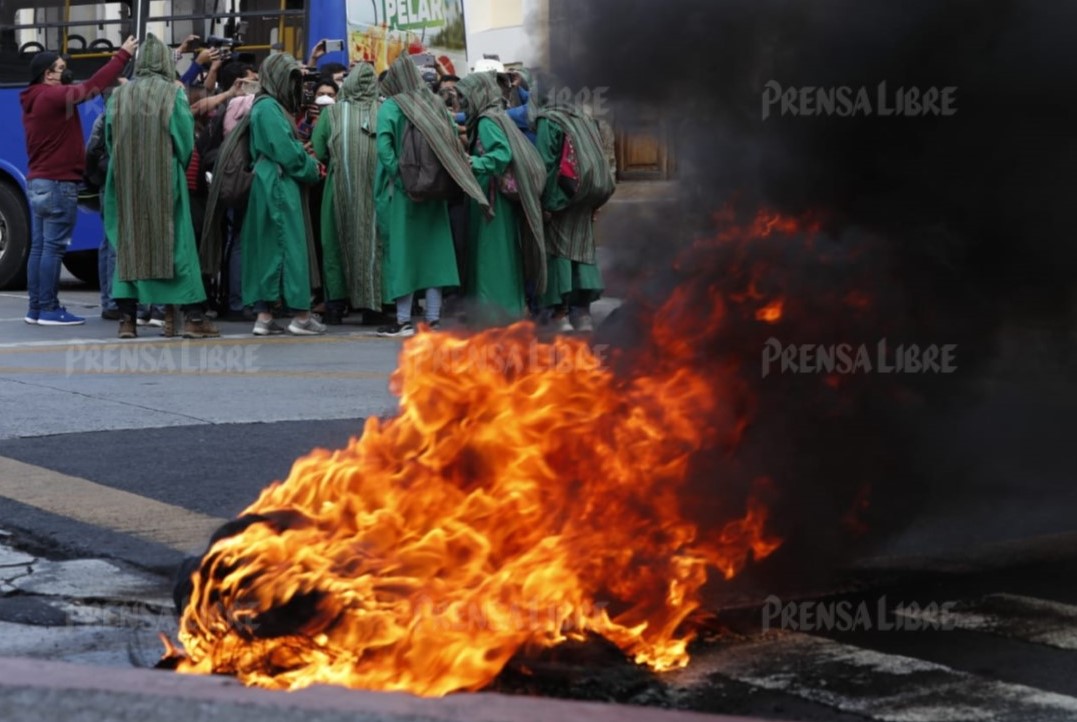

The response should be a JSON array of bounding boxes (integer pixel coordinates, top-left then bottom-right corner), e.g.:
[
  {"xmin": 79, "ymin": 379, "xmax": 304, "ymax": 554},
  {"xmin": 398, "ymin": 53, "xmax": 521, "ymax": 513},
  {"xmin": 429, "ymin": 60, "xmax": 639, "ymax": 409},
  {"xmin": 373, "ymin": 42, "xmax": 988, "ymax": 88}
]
[{"xmin": 616, "ymin": 116, "xmax": 673, "ymax": 180}]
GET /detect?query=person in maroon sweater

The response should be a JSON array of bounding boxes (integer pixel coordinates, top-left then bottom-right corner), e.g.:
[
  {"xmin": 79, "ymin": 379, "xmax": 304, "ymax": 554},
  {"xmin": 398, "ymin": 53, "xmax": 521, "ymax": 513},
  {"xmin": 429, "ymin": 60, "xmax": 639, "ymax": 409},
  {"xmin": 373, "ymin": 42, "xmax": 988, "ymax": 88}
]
[{"xmin": 19, "ymin": 36, "xmax": 139, "ymax": 326}]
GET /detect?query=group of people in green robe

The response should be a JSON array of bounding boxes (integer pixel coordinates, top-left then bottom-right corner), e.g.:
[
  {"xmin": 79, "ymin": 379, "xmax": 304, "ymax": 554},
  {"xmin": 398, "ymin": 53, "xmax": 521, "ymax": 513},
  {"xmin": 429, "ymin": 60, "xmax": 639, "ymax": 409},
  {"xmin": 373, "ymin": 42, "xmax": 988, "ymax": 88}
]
[{"xmin": 104, "ymin": 37, "xmax": 614, "ymax": 340}]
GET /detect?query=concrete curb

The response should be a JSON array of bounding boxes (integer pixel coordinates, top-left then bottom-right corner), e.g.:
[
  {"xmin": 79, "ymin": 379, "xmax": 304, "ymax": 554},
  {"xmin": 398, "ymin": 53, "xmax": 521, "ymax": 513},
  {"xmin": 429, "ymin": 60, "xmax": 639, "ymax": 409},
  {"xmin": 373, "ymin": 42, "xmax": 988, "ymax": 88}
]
[{"xmin": 0, "ymin": 657, "xmax": 773, "ymax": 722}]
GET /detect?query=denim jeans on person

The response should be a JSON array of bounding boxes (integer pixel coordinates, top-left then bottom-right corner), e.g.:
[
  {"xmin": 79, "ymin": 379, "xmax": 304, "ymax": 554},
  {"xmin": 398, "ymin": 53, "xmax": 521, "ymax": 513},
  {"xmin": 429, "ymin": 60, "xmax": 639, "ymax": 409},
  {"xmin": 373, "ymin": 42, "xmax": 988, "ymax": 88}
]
[
  {"xmin": 227, "ymin": 207, "xmax": 245, "ymax": 312},
  {"xmin": 396, "ymin": 288, "xmax": 443, "ymax": 324},
  {"xmin": 228, "ymin": 234, "xmax": 243, "ymax": 312},
  {"xmin": 27, "ymin": 179, "xmax": 77, "ymax": 313},
  {"xmin": 98, "ymin": 232, "xmax": 117, "ymax": 312}
]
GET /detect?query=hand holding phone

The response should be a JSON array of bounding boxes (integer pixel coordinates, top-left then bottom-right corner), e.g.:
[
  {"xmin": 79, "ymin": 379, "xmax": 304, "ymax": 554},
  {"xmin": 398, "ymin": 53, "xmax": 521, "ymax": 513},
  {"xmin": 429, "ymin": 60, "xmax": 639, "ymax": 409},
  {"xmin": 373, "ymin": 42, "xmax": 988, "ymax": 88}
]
[
  {"xmin": 324, "ymin": 39, "xmax": 345, "ymax": 53},
  {"xmin": 178, "ymin": 34, "xmax": 201, "ymax": 53}
]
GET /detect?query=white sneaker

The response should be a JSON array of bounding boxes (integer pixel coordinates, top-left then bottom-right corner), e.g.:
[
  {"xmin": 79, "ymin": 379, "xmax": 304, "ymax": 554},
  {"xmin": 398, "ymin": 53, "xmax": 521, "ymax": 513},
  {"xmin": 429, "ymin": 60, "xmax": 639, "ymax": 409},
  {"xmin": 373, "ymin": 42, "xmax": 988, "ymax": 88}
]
[
  {"xmin": 572, "ymin": 315, "xmax": 595, "ymax": 333},
  {"xmin": 288, "ymin": 316, "xmax": 327, "ymax": 335},
  {"xmin": 554, "ymin": 316, "xmax": 573, "ymax": 334},
  {"xmin": 252, "ymin": 319, "xmax": 285, "ymax": 336}
]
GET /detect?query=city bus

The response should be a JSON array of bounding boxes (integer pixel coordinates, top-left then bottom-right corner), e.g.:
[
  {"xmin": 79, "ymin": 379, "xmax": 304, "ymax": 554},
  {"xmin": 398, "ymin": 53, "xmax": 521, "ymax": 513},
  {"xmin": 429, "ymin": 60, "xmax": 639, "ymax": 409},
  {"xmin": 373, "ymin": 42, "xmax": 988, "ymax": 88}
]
[{"xmin": 0, "ymin": 0, "xmax": 467, "ymax": 289}]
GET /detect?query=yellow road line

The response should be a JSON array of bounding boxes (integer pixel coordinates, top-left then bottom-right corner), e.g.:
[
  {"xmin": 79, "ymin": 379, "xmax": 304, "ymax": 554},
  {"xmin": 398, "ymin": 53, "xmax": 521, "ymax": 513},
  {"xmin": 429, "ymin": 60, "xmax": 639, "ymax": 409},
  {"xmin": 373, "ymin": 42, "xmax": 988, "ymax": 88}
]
[{"xmin": 0, "ymin": 455, "xmax": 227, "ymax": 554}]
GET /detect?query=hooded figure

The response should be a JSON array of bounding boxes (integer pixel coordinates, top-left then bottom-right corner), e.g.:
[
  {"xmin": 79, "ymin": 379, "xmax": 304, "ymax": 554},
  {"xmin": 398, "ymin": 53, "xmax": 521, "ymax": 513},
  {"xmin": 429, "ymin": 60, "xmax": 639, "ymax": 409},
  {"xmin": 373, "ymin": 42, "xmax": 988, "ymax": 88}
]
[
  {"xmin": 373, "ymin": 53, "xmax": 487, "ymax": 334},
  {"xmin": 378, "ymin": 52, "xmax": 487, "ymax": 208},
  {"xmin": 311, "ymin": 62, "xmax": 382, "ymax": 312},
  {"xmin": 456, "ymin": 71, "xmax": 547, "ymax": 318},
  {"xmin": 226, "ymin": 53, "xmax": 324, "ymax": 334},
  {"xmin": 104, "ymin": 34, "xmax": 214, "ymax": 336},
  {"xmin": 107, "ymin": 34, "xmax": 183, "ymax": 281},
  {"xmin": 528, "ymin": 72, "xmax": 616, "ymax": 325}
]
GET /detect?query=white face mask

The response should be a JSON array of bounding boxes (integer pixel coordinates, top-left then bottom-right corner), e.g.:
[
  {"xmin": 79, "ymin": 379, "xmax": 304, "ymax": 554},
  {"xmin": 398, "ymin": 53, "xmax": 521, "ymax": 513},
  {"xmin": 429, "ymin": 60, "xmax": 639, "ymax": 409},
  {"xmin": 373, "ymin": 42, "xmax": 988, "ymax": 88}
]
[{"xmin": 315, "ymin": 95, "xmax": 336, "ymax": 106}]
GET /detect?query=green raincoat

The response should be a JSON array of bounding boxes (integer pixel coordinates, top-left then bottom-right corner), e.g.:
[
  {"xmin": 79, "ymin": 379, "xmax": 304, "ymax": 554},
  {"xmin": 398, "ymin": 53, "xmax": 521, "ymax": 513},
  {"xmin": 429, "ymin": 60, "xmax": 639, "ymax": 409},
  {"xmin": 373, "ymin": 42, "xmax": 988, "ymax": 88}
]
[
  {"xmin": 375, "ymin": 53, "xmax": 488, "ymax": 303},
  {"xmin": 533, "ymin": 109, "xmax": 611, "ymax": 309},
  {"xmin": 312, "ymin": 63, "xmax": 381, "ymax": 310},
  {"xmin": 105, "ymin": 34, "xmax": 205, "ymax": 305},
  {"xmin": 456, "ymin": 71, "xmax": 548, "ymax": 320},
  {"xmin": 239, "ymin": 53, "xmax": 321, "ymax": 310}
]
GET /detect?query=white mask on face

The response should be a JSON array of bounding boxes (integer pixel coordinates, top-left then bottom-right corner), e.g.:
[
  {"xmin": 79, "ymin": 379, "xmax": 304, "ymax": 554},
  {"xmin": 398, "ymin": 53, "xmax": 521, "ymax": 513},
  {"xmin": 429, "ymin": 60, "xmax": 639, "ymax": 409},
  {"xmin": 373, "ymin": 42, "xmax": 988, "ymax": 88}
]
[{"xmin": 315, "ymin": 95, "xmax": 336, "ymax": 106}]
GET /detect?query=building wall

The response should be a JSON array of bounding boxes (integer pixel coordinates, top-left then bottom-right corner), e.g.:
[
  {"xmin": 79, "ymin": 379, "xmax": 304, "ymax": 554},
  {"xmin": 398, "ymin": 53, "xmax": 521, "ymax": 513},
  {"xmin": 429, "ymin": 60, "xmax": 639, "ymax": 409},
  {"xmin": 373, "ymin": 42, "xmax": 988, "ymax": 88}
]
[
  {"xmin": 463, "ymin": 0, "xmax": 674, "ymax": 181},
  {"xmin": 463, "ymin": 0, "xmax": 545, "ymax": 69}
]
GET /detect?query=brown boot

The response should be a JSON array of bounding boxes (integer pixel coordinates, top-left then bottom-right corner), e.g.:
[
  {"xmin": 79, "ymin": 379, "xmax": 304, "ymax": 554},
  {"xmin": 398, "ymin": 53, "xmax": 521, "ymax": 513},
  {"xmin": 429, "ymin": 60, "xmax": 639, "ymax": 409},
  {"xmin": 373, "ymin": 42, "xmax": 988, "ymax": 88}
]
[
  {"xmin": 118, "ymin": 315, "xmax": 137, "ymax": 339},
  {"xmin": 162, "ymin": 306, "xmax": 178, "ymax": 338},
  {"xmin": 183, "ymin": 316, "xmax": 221, "ymax": 339}
]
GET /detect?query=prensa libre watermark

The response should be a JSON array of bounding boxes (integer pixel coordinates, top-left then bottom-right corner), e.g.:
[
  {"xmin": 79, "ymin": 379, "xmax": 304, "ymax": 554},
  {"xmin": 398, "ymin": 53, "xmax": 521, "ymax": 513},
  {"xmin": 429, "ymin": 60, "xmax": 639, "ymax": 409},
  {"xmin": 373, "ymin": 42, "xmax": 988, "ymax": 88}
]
[
  {"xmin": 761, "ymin": 338, "xmax": 957, "ymax": 378},
  {"xmin": 762, "ymin": 595, "xmax": 958, "ymax": 632},
  {"xmin": 762, "ymin": 80, "xmax": 958, "ymax": 121},
  {"xmin": 65, "ymin": 341, "xmax": 261, "ymax": 376},
  {"xmin": 402, "ymin": 342, "xmax": 611, "ymax": 376}
]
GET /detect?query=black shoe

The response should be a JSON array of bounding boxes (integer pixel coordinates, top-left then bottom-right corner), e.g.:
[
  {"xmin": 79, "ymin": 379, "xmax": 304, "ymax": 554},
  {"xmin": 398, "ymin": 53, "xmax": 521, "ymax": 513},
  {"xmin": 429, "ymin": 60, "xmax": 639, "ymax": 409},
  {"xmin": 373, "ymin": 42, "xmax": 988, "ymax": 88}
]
[
  {"xmin": 222, "ymin": 308, "xmax": 256, "ymax": 323},
  {"xmin": 376, "ymin": 322, "xmax": 415, "ymax": 338},
  {"xmin": 101, "ymin": 308, "xmax": 122, "ymax": 321},
  {"xmin": 324, "ymin": 306, "xmax": 344, "ymax": 325}
]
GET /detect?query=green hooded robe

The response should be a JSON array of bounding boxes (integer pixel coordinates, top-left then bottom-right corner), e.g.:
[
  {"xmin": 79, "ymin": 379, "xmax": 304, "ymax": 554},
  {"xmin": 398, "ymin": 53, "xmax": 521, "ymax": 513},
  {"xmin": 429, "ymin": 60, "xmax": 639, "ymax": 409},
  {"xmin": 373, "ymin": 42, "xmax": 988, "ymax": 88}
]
[
  {"xmin": 528, "ymin": 73, "xmax": 613, "ymax": 309},
  {"xmin": 375, "ymin": 53, "xmax": 487, "ymax": 304},
  {"xmin": 456, "ymin": 71, "xmax": 548, "ymax": 320},
  {"xmin": 312, "ymin": 63, "xmax": 381, "ymax": 310},
  {"xmin": 536, "ymin": 114, "xmax": 605, "ymax": 309},
  {"xmin": 240, "ymin": 53, "xmax": 321, "ymax": 310},
  {"xmin": 105, "ymin": 34, "xmax": 205, "ymax": 305}
]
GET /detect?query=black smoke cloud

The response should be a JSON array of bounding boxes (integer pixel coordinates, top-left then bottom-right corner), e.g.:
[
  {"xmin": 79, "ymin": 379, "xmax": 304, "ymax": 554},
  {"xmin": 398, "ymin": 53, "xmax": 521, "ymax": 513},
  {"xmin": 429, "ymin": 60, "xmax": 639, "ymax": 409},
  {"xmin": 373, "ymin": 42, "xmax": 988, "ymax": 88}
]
[
  {"xmin": 562, "ymin": 0, "xmax": 1077, "ymax": 293},
  {"xmin": 572, "ymin": 0, "xmax": 1077, "ymax": 587}
]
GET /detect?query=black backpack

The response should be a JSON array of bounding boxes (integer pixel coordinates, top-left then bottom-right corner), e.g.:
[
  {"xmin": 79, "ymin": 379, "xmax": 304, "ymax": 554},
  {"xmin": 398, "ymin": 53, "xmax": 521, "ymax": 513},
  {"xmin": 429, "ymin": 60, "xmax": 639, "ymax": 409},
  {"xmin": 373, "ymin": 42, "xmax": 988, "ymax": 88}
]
[
  {"xmin": 399, "ymin": 120, "xmax": 458, "ymax": 202},
  {"xmin": 214, "ymin": 96, "xmax": 270, "ymax": 208},
  {"xmin": 79, "ymin": 114, "xmax": 109, "ymax": 212}
]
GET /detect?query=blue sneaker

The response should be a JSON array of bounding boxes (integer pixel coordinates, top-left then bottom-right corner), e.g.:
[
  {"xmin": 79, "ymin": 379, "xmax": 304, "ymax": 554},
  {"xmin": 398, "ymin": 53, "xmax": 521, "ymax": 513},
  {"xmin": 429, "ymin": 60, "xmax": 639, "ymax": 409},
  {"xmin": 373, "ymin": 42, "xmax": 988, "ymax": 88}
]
[
  {"xmin": 37, "ymin": 307, "xmax": 86, "ymax": 326},
  {"xmin": 24, "ymin": 309, "xmax": 39, "ymax": 325}
]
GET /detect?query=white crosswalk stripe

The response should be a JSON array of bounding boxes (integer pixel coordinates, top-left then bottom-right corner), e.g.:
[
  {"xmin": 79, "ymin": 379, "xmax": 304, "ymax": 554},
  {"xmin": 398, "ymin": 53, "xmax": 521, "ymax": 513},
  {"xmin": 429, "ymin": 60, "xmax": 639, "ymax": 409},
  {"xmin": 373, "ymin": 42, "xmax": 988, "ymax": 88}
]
[
  {"xmin": 897, "ymin": 593, "xmax": 1077, "ymax": 651},
  {"xmin": 668, "ymin": 630, "xmax": 1077, "ymax": 722}
]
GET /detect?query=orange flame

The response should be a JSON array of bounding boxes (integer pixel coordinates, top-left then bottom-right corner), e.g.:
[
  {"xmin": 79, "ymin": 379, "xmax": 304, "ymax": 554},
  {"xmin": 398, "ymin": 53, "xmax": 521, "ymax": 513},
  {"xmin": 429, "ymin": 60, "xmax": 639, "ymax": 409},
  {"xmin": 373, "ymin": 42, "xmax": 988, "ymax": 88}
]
[
  {"xmin": 171, "ymin": 212, "xmax": 804, "ymax": 696},
  {"xmin": 755, "ymin": 299, "xmax": 784, "ymax": 324},
  {"xmin": 173, "ymin": 322, "xmax": 780, "ymax": 695}
]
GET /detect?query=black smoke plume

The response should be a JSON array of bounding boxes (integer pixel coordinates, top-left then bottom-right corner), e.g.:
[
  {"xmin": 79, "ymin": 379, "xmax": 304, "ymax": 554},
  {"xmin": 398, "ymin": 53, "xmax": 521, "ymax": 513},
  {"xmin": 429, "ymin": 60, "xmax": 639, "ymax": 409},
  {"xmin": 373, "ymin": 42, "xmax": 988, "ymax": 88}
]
[{"xmin": 566, "ymin": 0, "xmax": 1077, "ymax": 589}]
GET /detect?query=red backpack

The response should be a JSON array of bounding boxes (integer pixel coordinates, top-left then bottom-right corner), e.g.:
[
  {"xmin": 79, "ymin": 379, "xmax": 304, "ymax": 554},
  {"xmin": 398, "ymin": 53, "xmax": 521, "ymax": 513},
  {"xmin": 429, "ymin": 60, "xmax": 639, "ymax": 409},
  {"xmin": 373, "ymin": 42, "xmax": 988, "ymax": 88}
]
[{"xmin": 557, "ymin": 132, "xmax": 580, "ymax": 196}]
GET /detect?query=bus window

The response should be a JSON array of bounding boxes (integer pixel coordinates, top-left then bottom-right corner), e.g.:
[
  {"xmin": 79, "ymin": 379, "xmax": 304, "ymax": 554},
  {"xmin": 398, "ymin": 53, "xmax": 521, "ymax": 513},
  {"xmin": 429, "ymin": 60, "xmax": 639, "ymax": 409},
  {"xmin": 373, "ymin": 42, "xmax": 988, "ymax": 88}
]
[
  {"xmin": 144, "ymin": 0, "xmax": 306, "ymax": 66},
  {"xmin": 0, "ymin": 0, "xmax": 132, "ymax": 84}
]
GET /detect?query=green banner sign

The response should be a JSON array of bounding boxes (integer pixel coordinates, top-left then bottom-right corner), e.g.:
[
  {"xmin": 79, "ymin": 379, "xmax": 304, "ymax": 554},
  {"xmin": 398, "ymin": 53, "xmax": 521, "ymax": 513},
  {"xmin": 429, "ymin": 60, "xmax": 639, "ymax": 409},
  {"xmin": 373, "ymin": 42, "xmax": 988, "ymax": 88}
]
[{"xmin": 383, "ymin": 0, "xmax": 450, "ymax": 31}]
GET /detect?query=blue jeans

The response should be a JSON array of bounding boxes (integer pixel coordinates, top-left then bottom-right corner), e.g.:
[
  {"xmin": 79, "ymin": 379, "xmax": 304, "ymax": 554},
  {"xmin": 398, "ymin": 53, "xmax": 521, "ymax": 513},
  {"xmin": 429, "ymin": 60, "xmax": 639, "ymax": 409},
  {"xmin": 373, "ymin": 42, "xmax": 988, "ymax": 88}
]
[
  {"xmin": 396, "ymin": 288, "xmax": 443, "ymax": 324},
  {"xmin": 227, "ymin": 212, "xmax": 244, "ymax": 312},
  {"xmin": 27, "ymin": 179, "xmax": 77, "ymax": 313},
  {"xmin": 228, "ymin": 235, "xmax": 243, "ymax": 312},
  {"xmin": 98, "ymin": 231, "xmax": 117, "ymax": 312}
]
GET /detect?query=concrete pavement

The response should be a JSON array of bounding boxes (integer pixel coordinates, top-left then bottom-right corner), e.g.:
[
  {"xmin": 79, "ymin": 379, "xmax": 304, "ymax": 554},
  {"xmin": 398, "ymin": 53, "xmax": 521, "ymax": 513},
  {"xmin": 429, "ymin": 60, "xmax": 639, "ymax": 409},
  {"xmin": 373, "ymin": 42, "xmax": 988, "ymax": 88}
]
[
  {"xmin": 3, "ymin": 265, "xmax": 1077, "ymax": 720},
  {"xmin": 0, "ymin": 656, "xmax": 769, "ymax": 722},
  {"xmin": 0, "ymin": 276, "xmax": 623, "ymax": 440}
]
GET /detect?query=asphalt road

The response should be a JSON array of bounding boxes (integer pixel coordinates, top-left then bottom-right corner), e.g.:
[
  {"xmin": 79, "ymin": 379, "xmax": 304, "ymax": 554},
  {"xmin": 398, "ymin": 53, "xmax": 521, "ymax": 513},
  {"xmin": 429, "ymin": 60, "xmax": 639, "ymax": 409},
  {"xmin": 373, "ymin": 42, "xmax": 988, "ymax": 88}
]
[{"xmin": 3, "ymin": 273, "xmax": 1077, "ymax": 722}]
